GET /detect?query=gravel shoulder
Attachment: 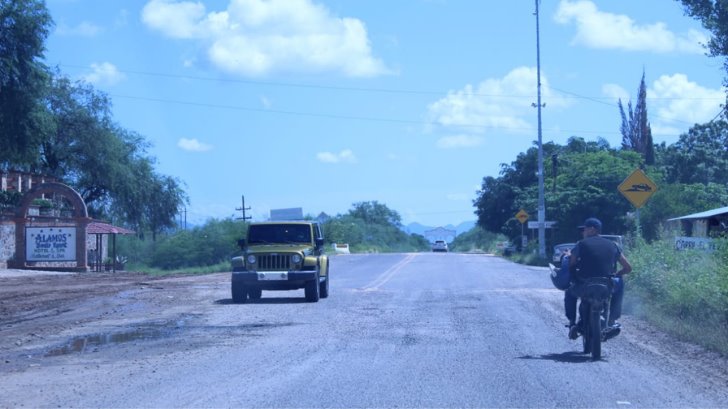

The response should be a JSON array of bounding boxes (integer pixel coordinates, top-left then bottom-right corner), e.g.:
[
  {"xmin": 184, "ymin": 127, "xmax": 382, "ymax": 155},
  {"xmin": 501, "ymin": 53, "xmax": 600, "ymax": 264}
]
[{"xmin": 0, "ymin": 268, "xmax": 230, "ymax": 368}]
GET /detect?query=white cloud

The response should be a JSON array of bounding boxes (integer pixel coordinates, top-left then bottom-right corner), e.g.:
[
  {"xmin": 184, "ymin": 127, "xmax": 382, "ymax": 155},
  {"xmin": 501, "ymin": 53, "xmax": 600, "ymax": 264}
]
[
  {"xmin": 648, "ymin": 74, "xmax": 725, "ymax": 133},
  {"xmin": 601, "ymin": 83, "xmax": 630, "ymax": 103},
  {"xmin": 316, "ymin": 149, "xmax": 357, "ymax": 164},
  {"xmin": 260, "ymin": 95, "xmax": 272, "ymax": 108},
  {"xmin": 554, "ymin": 0, "xmax": 708, "ymax": 53},
  {"xmin": 141, "ymin": 0, "xmax": 207, "ymax": 38},
  {"xmin": 427, "ymin": 66, "xmax": 568, "ymax": 135},
  {"xmin": 178, "ymin": 138, "xmax": 213, "ymax": 152},
  {"xmin": 56, "ymin": 21, "xmax": 102, "ymax": 37},
  {"xmin": 436, "ymin": 135, "xmax": 484, "ymax": 149},
  {"xmin": 141, "ymin": 0, "xmax": 390, "ymax": 77},
  {"xmin": 83, "ymin": 62, "xmax": 125, "ymax": 86}
]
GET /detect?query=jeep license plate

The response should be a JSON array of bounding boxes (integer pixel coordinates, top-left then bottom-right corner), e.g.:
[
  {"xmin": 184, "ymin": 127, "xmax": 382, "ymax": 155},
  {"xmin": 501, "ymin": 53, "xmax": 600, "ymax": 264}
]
[{"xmin": 258, "ymin": 272, "xmax": 288, "ymax": 280}]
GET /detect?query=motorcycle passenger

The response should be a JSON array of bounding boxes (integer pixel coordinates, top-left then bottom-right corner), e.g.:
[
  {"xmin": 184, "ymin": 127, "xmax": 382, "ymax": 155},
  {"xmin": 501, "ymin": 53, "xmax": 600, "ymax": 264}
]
[{"xmin": 566, "ymin": 217, "xmax": 632, "ymax": 339}]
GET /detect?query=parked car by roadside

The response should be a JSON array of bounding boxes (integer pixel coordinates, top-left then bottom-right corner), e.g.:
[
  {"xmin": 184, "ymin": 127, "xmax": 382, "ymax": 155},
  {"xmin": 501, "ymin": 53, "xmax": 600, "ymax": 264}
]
[
  {"xmin": 552, "ymin": 243, "xmax": 575, "ymax": 263},
  {"xmin": 601, "ymin": 235, "xmax": 624, "ymax": 250}
]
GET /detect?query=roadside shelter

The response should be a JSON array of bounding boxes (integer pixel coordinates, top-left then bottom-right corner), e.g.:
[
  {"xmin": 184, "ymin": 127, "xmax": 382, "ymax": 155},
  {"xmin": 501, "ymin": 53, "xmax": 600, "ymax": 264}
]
[
  {"xmin": 667, "ymin": 206, "xmax": 728, "ymax": 238},
  {"xmin": 87, "ymin": 222, "xmax": 135, "ymax": 272}
]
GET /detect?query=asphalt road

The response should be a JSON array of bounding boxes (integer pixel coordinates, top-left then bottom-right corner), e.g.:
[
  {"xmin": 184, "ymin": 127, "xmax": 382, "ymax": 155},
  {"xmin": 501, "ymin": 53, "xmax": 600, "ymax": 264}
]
[{"xmin": 1, "ymin": 253, "xmax": 726, "ymax": 408}]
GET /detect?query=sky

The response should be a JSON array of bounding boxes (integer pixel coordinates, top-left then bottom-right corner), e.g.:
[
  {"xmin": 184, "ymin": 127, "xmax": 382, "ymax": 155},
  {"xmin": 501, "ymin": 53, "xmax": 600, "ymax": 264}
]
[{"xmin": 43, "ymin": 0, "xmax": 725, "ymax": 228}]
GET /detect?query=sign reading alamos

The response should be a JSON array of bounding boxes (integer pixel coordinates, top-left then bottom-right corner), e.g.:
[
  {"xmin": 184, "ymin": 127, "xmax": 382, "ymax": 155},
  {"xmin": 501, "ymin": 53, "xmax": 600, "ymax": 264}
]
[
  {"xmin": 618, "ymin": 168, "xmax": 658, "ymax": 208},
  {"xmin": 26, "ymin": 227, "xmax": 76, "ymax": 262}
]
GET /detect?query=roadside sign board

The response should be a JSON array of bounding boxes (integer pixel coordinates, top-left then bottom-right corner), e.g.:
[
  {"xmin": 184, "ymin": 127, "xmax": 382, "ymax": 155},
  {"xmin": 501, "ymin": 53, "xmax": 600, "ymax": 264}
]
[
  {"xmin": 26, "ymin": 227, "xmax": 76, "ymax": 262},
  {"xmin": 515, "ymin": 209, "xmax": 529, "ymax": 224},
  {"xmin": 527, "ymin": 221, "xmax": 557, "ymax": 229},
  {"xmin": 270, "ymin": 207, "xmax": 304, "ymax": 221},
  {"xmin": 618, "ymin": 169, "xmax": 658, "ymax": 208}
]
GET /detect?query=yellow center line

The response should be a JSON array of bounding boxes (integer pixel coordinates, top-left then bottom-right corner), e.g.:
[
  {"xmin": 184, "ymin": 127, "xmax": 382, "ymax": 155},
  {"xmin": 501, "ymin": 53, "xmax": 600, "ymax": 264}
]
[{"xmin": 362, "ymin": 253, "xmax": 417, "ymax": 291}]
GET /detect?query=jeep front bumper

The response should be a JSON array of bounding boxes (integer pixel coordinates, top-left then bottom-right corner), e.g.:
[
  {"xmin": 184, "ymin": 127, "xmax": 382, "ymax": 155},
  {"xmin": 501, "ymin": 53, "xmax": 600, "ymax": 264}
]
[{"xmin": 232, "ymin": 270, "xmax": 317, "ymax": 283}]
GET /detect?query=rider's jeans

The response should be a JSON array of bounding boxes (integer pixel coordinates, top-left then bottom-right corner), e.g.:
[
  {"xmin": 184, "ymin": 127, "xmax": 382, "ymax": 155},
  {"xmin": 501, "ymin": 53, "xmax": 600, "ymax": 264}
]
[{"xmin": 565, "ymin": 277, "xmax": 625, "ymax": 324}]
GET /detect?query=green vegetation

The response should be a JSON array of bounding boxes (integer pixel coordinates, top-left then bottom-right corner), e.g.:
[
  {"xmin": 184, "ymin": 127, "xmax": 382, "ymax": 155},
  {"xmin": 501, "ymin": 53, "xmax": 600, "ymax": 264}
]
[
  {"xmin": 626, "ymin": 237, "xmax": 728, "ymax": 355},
  {"xmin": 117, "ymin": 219, "xmax": 244, "ymax": 271},
  {"xmin": 322, "ymin": 201, "xmax": 430, "ymax": 253},
  {"xmin": 1, "ymin": 1, "xmax": 186, "ymax": 237},
  {"xmin": 117, "ymin": 201, "xmax": 429, "ymax": 273},
  {"xmin": 680, "ymin": 0, "xmax": 728, "ymax": 111},
  {"xmin": 448, "ymin": 226, "xmax": 505, "ymax": 253},
  {"xmin": 474, "ymin": 120, "xmax": 728, "ymax": 246}
]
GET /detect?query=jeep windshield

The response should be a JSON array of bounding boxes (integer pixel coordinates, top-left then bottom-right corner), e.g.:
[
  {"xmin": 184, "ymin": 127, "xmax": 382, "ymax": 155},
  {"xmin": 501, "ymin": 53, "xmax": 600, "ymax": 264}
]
[{"xmin": 247, "ymin": 224, "xmax": 312, "ymax": 245}]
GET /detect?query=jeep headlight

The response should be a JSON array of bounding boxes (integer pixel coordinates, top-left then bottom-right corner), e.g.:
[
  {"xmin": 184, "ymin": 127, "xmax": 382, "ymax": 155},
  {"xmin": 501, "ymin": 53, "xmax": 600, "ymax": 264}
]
[
  {"xmin": 291, "ymin": 254, "xmax": 302, "ymax": 264},
  {"xmin": 246, "ymin": 255, "xmax": 256, "ymax": 265}
]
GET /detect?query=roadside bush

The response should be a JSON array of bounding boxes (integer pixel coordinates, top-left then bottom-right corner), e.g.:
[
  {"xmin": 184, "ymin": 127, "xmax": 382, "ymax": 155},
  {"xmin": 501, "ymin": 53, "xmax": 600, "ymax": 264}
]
[
  {"xmin": 449, "ymin": 226, "xmax": 504, "ymax": 253},
  {"xmin": 117, "ymin": 218, "xmax": 245, "ymax": 270},
  {"xmin": 627, "ymin": 237, "xmax": 728, "ymax": 354}
]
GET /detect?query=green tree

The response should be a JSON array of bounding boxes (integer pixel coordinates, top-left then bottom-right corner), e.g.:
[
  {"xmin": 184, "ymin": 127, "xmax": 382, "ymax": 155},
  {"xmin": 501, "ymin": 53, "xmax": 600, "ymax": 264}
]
[
  {"xmin": 322, "ymin": 202, "xmax": 429, "ymax": 253},
  {"xmin": 619, "ymin": 72, "xmax": 655, "ymax": 165},
  {"xmin": 147, "ymin": 218, "xmax": 243, "ymax": 269},
  {"xmin": 145, "ymin": 174, "xmax": 187, "ymax": 241},
  {"xmin": 0, "ymin": 0, "xmax": 52, "ymax": 166},
  {"xmin": 348, "ymin": 201, "xmax": 402, "ymax": 227},
  {"xmin": 657, "ymin": 120, "xmax": 728, "ymax": 185},
  {"xmin": 679, "ymin": 0, "xmax": 728, "ymax": 112},
  {"xmin": 547, "ymin": 149, "xmax": 641, "ymax": 243},
  {"xmin": 639, "ymin": 182, "xmax": 728, "ymax": 240},
  {"xmin": 474, "ymin": 138, "xmax": 642, "ymax": 245}
]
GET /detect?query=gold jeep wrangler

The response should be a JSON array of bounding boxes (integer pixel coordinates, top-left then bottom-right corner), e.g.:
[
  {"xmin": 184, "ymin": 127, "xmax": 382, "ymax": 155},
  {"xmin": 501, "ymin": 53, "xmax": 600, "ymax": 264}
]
[{"xmin": 231, "ymin": 221, "xmax": 329, "ymax": 303}]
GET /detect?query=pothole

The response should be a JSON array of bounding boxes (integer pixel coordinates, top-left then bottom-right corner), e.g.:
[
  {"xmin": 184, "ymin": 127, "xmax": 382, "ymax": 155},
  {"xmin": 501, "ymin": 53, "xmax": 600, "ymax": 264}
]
[
  {"xmin": 43, "ymin": 320, "xmax": 297, "ymax": 357},
  {"xmin": 45, "ymin": 318, "xmax": 188, "ymax": 357}
]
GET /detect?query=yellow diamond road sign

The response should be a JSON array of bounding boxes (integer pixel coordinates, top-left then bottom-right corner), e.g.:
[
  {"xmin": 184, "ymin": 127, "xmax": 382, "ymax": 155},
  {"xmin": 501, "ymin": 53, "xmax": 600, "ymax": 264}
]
[
  {"xmin": 515, "ymin": 209, "xmax": 529, "ymax": 224},
  {"xmin": 619, "ymin": 169, "xmax": 657, "ymax": 208}
]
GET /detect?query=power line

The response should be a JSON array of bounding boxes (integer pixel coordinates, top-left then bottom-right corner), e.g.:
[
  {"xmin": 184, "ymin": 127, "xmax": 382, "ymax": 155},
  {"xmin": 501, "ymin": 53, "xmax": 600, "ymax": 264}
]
[
  {"xmin": 62, "ymin": 63, "xmax": 725, "ymax": 102},
  {"xmin": 61, "ymin": 63, "xmax": 526, "ymax": 99},
  {"xmin": 57, "ymin": 63, "xmax": 701, "ymax": 137},
  {"xmin": 108, "ymin": 93, "xmax": 527, "ymax": 131}
]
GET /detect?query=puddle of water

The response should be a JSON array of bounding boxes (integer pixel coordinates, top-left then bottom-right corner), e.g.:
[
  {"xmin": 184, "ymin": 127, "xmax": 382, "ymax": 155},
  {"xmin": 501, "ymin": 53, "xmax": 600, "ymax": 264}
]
[
  {"xmin": 45, "ymin": 326, "xmax": 178, "ymax": 357},
  {"xmin": 44, "ymin": 320, "xmax": 295, "ymax": 357},
  {"xmin": 44, "ymin": 318, "xmax": 189, "ymax": 357}
]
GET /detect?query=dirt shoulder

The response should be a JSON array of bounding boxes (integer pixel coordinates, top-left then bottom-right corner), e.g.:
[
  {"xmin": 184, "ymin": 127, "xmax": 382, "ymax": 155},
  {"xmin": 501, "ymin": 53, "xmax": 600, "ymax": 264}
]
[{"xmin": 0, "ymin": 268, "xmax": 229, "ymax": 360}]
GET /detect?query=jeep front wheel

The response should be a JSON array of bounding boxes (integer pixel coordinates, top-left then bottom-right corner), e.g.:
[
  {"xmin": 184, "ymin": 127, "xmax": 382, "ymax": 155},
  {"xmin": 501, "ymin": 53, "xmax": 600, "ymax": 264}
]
[
  {"xmin": 305, "ymin": 274, "xmax": 320, "ymax": 302},
  {"xmin": 248, "ymin": 287, "xmax": 262, "ymax": 300},
  {"xmin": 319, "ymin": 270, "xmax": 329, "ymax": 299},
  {"xmin": 231, "ymin": 282, "xmax": 248, "ymax": 303}
]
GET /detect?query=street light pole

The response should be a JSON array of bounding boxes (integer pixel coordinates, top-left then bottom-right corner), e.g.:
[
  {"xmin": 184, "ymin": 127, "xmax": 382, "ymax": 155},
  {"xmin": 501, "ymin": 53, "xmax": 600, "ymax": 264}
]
[{"xmin": 535, "ymin": 0, "xmax": 546, "ymax": 258}]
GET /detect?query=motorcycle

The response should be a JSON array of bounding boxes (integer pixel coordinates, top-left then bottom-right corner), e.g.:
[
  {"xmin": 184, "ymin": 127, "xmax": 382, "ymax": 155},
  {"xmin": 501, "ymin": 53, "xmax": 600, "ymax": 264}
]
[{"xmin": 578, "ymin": 277, "xmax": 616, "ymax": 360}]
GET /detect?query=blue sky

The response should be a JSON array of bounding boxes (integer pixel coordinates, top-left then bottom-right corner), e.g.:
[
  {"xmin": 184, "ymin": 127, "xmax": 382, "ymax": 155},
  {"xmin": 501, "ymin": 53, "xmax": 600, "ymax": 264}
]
[{"xmin": 44, "ymin": 0, "xmax": 725, "ymax": 227}]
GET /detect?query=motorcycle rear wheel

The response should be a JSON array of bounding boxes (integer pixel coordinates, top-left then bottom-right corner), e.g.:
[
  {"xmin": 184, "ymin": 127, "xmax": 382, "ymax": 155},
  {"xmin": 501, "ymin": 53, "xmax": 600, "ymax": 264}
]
[
  {"xmin": 590, "ymin": 309, "xmax": 602, "ymax": 360},
  {"xmin": 582, "ymin": 316, "xmax": 591, "ymax": 354}
]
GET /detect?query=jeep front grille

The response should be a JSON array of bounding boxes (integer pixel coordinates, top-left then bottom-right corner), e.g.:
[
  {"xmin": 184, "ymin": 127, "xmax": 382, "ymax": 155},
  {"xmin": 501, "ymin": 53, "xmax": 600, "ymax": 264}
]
[{"xmin": 257, "ymin": 254, "xmax": 291, "ymax": 270}]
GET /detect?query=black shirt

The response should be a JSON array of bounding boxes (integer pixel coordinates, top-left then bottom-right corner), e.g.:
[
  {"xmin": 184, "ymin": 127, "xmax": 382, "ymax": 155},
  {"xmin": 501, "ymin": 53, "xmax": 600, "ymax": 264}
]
[{"xmin": 572, "ymin": 235, "xmax": 621, "ymax": 280}]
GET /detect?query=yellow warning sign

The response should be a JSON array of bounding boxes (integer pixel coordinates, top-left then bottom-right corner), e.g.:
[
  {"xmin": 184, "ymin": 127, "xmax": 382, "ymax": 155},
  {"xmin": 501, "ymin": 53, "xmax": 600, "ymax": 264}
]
[
  {"xmin": 515, "ymin": 209, "xmax": 529, "ymax": 224},
  {"xmin": 618, "ymin": 169, "xmax": 657, "ymax": 208}
]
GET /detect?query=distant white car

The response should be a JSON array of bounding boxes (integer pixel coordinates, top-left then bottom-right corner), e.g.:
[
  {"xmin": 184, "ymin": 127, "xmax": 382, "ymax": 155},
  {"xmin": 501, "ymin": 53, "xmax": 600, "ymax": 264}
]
[{"xmin": 431, "ymin": 240, "xmax": 448, "ymax": 252}]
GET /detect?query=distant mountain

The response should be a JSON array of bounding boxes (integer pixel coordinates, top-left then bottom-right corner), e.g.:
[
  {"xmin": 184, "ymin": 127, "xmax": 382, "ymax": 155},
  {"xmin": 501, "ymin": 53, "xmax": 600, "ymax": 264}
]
[{"xmin": 403, "ymin": 220, "xmax": 476, "ymax": 238}]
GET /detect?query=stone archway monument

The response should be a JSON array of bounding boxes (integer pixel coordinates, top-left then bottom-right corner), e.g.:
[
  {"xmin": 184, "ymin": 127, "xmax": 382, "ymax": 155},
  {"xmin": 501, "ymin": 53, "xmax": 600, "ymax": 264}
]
[{"xmin": 9, "ymin": 182, "xmax": 91, "ymax": 272}]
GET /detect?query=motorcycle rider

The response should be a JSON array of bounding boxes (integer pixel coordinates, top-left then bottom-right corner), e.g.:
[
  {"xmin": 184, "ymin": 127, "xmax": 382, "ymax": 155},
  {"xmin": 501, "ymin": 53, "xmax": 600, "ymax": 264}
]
[{"xmin": 566, "ymin": 217, "xmax": 631, "ymax": 339}]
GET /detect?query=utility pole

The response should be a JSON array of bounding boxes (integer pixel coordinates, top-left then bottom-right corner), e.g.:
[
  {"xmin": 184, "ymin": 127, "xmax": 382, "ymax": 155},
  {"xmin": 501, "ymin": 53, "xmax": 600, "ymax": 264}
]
[
  {"xmin": 236, "ymin": 195, "xmax": 251, "ymax": 222},
  {"xmin": 534, "ymin": 0, "xmax": 546, "ymax": 258},
  {"xmin": 179, "ymin": 206, "xmax": 187, "ymax": 230}
]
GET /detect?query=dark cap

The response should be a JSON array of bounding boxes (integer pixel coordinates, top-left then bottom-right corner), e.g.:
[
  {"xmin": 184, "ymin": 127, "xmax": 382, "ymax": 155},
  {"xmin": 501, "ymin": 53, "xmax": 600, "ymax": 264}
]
[{"xmin": 582, "ymin": 217, "xmax": 602, "ymax": 232}]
